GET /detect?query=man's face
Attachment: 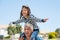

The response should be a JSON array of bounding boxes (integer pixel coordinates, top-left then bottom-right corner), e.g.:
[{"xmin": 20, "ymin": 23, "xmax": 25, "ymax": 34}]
[{"xmin": 24, "ymin": 25, "xmax": 33, "ymax": 37}]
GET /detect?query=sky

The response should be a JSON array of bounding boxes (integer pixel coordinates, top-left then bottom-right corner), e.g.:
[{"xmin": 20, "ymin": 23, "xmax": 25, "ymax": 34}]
[{"xmin": 0, "ymin": 0, "xmax": 60, "ymax": 32}]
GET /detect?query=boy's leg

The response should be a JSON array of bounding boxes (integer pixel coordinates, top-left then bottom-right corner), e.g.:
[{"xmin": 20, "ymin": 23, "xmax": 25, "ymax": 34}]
[{"xmin": 30, "ymin": 29, "xmax": 39, "ymax": 40}]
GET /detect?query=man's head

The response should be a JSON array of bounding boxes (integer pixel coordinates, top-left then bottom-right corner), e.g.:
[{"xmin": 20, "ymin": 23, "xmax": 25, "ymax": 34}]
[{"xmin": 24, "ymin": 23, "xmax": 33, "ymax": 37}]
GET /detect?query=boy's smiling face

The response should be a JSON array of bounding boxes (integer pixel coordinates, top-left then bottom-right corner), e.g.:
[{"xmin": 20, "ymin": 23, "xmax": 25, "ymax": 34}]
[{"xmin": 22, "ymin": 8, "xmax": 29, "ymax": 17}]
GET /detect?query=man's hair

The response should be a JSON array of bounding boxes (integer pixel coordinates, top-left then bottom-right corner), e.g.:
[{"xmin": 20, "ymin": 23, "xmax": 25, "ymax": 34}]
[
  {"xmin": 20, "ymin": 5, "xmax": 31, "ymax": 19},
  {"xmin": 24, "ymin": 23, "xmax": 33, "ymax": 31}
]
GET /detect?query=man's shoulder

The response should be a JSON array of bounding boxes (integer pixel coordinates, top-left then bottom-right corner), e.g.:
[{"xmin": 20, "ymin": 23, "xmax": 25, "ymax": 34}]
[{"xmin": 36, "ymin": 36, "xmax": 43, "ymax": 40}]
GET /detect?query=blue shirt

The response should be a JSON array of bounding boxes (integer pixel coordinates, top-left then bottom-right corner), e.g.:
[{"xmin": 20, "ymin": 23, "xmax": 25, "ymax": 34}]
[{"xmin": 24, "ymin": 36, "xmax": 43, "ymax": 40}]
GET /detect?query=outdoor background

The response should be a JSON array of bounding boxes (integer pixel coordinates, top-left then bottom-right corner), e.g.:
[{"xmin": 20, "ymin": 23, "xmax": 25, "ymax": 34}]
[{"xmin": 0, "ymin": 0, "xmax": 60, "ymax": 33}]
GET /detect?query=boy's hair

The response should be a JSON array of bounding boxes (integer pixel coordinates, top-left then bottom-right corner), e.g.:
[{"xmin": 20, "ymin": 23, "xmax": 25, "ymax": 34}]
[{"xmin": 20, "ymin": 5, "xmax": 31, "ymax": 19}]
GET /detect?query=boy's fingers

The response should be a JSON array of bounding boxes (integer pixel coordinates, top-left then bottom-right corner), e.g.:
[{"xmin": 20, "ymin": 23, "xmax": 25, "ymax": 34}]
[
  {"xmin": 44, "ymin": 18, "xmax": 48, "ymax": 22},
  {"xmin": 45, "ymin": 18, "xmax": 48, "ymax": 20}
]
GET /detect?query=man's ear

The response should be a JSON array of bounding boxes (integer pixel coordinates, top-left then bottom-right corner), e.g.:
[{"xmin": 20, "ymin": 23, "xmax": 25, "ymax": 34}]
[{"xmin": 31, "ymin": 30, "xmax": 33, "ymax": 32}]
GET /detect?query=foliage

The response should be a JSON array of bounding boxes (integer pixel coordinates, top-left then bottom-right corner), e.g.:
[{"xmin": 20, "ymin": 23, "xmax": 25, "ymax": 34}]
[
  {"xmin": 16, "ymin": 24, "xmax": 22, "ymax": 33},
  {"xmin": 55, "ymin": 28, "xmax": 60, "ymax": 34},
  {"xmin": 55, "ymin": 28, "xmax": 60, "ymax": 38},
  {"xmin": 48, "ymin": 32, "xmax": 57, "ymax": 39},
  {"xmin": 7, "ymin": 24, "xmax": 22, "ymax": 35},
  {"xmin": 4, "ymin": 35, "xmax": 10, "ymax": 39}
]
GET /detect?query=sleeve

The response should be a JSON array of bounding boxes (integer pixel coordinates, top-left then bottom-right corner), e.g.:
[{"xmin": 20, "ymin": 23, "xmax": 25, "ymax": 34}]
[
  {"xmin": 31, "ymin": 14, "xmax": 45, "ymax": 22},
  {"xmin": 12, "ymin": 18, "xmax": 23, "ymax": 24}
]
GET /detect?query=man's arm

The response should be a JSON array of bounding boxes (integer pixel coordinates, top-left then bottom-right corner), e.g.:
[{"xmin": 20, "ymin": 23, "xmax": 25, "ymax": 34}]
[{"xmin": 19, "ymin": 37, "xmax": 24, "ymax": 40}]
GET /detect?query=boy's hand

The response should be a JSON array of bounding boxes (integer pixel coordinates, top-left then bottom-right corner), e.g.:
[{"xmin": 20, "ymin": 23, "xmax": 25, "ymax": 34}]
[{"xmin": 44, "ymin": 18, "xmax": 48, "ymax": 22}]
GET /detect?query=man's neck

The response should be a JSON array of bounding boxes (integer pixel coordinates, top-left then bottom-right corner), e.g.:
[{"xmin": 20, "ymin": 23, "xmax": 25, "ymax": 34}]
[{"xmin": 26, "ymin": 36, "xmax": 30, "ymax": 40}]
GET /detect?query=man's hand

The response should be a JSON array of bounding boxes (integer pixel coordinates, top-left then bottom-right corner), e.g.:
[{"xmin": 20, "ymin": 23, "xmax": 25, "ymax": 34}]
[{"xmin": 19, "ymin": 37, "xmax": 24, "ymax": 40}]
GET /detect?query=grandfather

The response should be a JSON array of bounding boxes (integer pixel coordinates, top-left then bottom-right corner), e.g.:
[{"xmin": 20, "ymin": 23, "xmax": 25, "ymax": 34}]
[{"xmin": 19, "ymin": 23, "xmax": 42, "ymax": 40}]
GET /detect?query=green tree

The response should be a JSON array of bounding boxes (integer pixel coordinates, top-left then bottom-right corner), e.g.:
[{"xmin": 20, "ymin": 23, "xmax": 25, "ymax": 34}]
[
  {"xmin": 55, "ymin": 28, "xmax": 60, "ymax": 34},
  {"xmin": 7, "ymin": 25, "xmax": 13, "ymax": 35},
  {"xmin": 12, "ymin": 26, "xmax": 17, "ymax": 35},
  {"xmin": 55, "ymin": 28, "xmax": 60, "ymax": 38},
  {"xmin": 7, "ymin": 24, "xmax": 22, "ymax": 36},
  {"xmin": 48, "ymin": 32, "xmax": 57, "ymax": 39},
  {"xmin": 7, "ymin": 25, "xmax": 17, "ymax": 35},
  {"xmin": 16, "ymin": 24, "xmax": 22, "ymax": 33}
]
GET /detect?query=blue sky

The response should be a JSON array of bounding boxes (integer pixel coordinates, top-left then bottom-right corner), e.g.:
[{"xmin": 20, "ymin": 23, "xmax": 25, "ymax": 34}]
[{"xmin": 0, "ymin": 0, "xmax": 60, "ymax": 32}]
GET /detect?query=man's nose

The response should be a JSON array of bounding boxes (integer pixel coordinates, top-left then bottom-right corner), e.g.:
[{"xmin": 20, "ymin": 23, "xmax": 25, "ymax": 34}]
[{"xmin": 25, "ymin": 30, "xmax": 28, "ymax": 32}]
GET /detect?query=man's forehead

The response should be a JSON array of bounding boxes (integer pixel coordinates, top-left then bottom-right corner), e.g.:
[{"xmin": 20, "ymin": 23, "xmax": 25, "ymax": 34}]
[
  {"xmin": 24, "ymin": 23, "xmax": 33, "ymax": 30},
  {"xmin": 24, "ymin": 25, "xmax": 31, "ymax": 28}
]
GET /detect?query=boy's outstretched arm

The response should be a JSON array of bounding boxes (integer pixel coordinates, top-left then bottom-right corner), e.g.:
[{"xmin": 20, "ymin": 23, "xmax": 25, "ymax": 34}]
[
  {"xmin": 12, "ymin": 18, "xmax": 23, "ymax": 24},
  {"xmin": 43, "ymin": 18, "xmax": 48, "ymax": 22},
  {"xmin": 31, "ymin": 14, "xmax": 48, "ymax": 22},
  {"xmin": 34, "ymin": 17, "xmax": 48, "ymax": 23}
]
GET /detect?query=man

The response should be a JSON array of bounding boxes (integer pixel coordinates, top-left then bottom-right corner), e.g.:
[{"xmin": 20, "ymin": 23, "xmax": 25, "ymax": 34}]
[{"xmin": 19, "ymin": 23, "xmax": 42, "ymax": 40}]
